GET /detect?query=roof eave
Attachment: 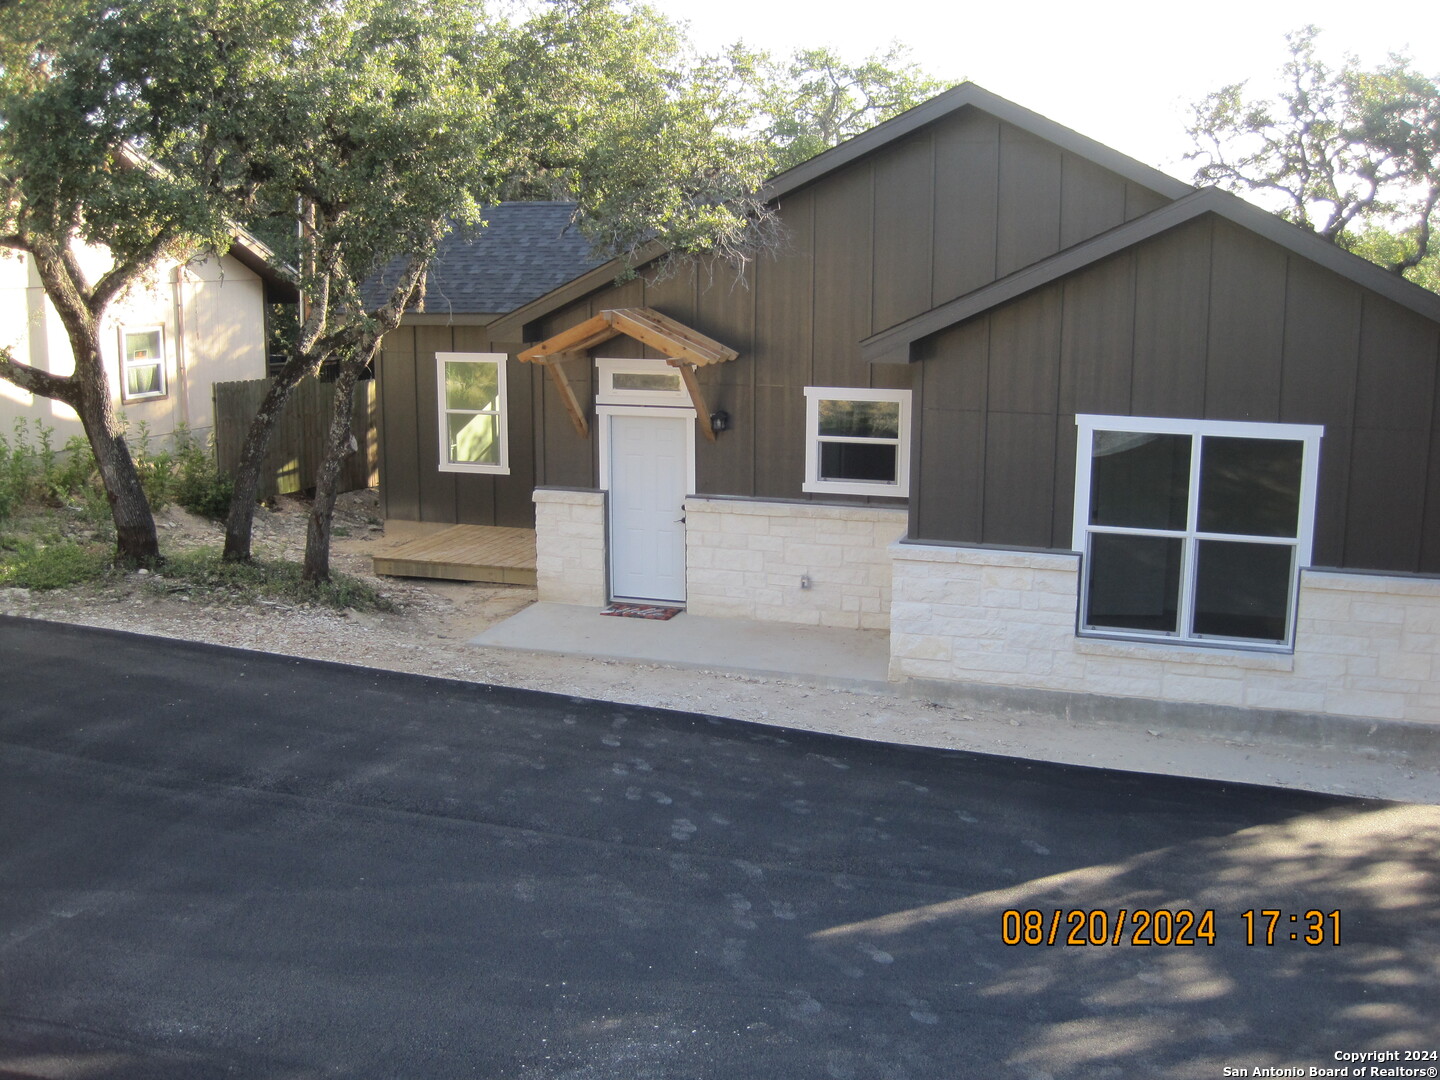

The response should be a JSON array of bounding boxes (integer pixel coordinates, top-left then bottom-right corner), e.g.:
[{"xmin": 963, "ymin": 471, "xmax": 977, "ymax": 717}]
[
  {"xmin": 763, "ymin": 81, "xmax": 1193, "ymax": 205},
  {"xmin": 861, "ymin": 187, "xmax": 1440, "ymax": 362},
  {"xmin": 225, "ymin": 228, "xmax": 300, "ymax": 302},
  {"xmin": 486, "ymin": 240, "xmax": 667, "ymax": 341}
]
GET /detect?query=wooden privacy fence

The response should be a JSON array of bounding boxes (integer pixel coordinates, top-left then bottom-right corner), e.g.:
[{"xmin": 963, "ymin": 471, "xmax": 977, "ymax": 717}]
[{"xmin": 213, "ymin": 377, "xmax": 379, "ymax": 502}]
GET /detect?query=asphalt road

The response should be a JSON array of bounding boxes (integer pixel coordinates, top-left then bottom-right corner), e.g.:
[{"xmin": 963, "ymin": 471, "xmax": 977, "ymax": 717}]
[{"xmin": 1, "ymin": 616, "xmax": 1438, "ymax": 1080}]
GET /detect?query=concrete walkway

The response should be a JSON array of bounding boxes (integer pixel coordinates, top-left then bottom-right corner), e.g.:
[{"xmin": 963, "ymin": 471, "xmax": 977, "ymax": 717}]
[{"xmin": 470, "ymin": 602, "xmax": 891, "ymax": 689}]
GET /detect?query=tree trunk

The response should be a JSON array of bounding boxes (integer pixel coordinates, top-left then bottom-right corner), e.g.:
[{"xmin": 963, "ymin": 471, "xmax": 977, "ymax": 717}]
[
  {"xmin": 82, "ymin": 400, "xmax": 160, "ymax": 567},
  {"xmin": 301, "ymin": 361, "xmax": 361, "ymax": 584},
  {"xmin": 17, "ymin": 241, "xmax": 160, "ymax": 566},
  {"xmin": 222, "ymin": 358, "xmax": 311, "ymax": 562},
  {"xmin": 71, "ymin": 344, "xmax": 160, "ymax": 567}
]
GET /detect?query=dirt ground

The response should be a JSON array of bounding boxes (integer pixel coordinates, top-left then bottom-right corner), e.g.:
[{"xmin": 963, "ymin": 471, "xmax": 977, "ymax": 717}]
[{"xmin": 4, "ymin": 488, "xmax": 1438, "ymax": 804}]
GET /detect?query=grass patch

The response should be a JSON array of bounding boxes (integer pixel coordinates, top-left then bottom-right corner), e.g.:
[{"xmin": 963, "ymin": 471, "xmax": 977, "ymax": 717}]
[
  {"xmin": 0, "ymin": 537, "xmax": 113, "ymax": 590},
  {"xmin": 152, "ymin": 548, "xmax": 395, "ymax": 612}
]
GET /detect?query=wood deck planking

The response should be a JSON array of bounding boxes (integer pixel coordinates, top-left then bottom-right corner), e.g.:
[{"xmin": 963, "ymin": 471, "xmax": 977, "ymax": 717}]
[{"xmin": 372, "ymin": 525, "xmax": 537, "ymax": 584}]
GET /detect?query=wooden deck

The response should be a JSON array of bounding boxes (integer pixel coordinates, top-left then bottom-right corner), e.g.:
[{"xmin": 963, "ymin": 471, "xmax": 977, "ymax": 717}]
[{"xmin": 372, "ymin": 524, "xmax": 536, "ymax": 585}]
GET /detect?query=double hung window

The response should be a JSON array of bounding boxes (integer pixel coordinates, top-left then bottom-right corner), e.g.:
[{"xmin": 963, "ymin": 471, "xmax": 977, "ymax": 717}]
[
  {"xmin": 1072, "ymin": 415, "xmax": 1322, "ymax": 649},
  {"xmin": 437, "ymin": 352, "xmax": 509, "ymax": 474},
  {"xmin": 120, "ymin": 327, "xmax": 166, "ymax": 402},
  {"xmin": 802, "ymin": 387, "xmax": 912, "ymax": 497}
]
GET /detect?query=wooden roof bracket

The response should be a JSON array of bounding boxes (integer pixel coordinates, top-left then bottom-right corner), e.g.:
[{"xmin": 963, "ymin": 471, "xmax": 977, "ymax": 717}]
[
  {"xmin": 517, "ymin": 306, "xmax": 738, "ymax": 442},
  {"xmin": 670, "ymin": 360, "xmax": 717, "ymax": 443},
  {"xmin": 543, "ymin": 360, "xmax": 589, "ymax": 438}
]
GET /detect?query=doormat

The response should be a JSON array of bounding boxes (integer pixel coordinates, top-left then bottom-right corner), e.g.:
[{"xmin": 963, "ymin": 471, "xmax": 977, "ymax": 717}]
[{"xmin": 600, "ymin": 602, "xmax": 683, "ymax": 621}]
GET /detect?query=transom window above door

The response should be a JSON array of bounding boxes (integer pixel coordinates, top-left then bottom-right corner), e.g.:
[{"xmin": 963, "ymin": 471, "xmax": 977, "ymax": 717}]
[
  {"xmin": 803, "ymin": 387, "xmax": 912, "ymax": 497},
  {"xmin": 1072, "ymin": 414, "xmax": 1323, "ymax": 650},
  {"xmin": 595, "ymin": 358, "xmax": 690, "ymax": 407}
]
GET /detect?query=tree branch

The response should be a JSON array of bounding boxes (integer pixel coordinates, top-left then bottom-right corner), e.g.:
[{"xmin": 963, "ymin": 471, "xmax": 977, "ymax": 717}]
[
  {"xmin": 1393, "ymin": 185, "xmax": 1440, "ymax": 275},
  {"xmin": 92, "ymin": 226, "xmax": 178, "ymax": 309},
  {"xmin": 0, "ymin": 348, "xmax": 77, "ymax": 405}
]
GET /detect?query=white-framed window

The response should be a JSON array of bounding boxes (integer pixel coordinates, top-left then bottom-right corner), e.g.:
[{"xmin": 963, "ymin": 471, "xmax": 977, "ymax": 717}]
[
  {"xmin": 595, "ymin": 357, "xmax": 690, "ymax": 407},
  {"xmin": 436, "ymin": 352, "xmax": 509, "ymax": 474},
  {"xmin": 1072, "ymin": 414, "xmax": 1323, "ymax": 651},
  {"xmin": 802, "ymin": 387, "xmax": 912, "ymax": 497},
  {"xmin": 120, "ymin": 326, "xmax": 167, "ymax": 402}
]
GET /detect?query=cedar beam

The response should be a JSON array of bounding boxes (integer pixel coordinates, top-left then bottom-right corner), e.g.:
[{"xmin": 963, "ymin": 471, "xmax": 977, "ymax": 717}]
[
  {"xmin": 545, "ymin": 360, "xmax": 589, "ymax": 438},
  {"xmin": 518, "ymin": 307, "xmax": 738, "ymax": 368},
  {"xmin": 518, "ymin": 312, "xmax": 615, "ymax": 363},
  {"xmin": 671, "ymin": 361, "xmax": 717, "ymax": 443},
  {"xmin": 610, "ymin": 308, "xmax": 736, "ymax": 366}
]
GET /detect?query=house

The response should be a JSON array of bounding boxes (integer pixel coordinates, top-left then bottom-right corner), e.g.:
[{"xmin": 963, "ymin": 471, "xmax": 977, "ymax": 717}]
[
  {"xmin": 374, "ymin": 83, "xmax": 1440, "ymax": 732},
  {"xmin": 370, "ymin": 201, "xmax": 605, "ymax": 524},
  {"xmin": 0, "ymin": 232, "xmax": 296, "ymax": 448}
]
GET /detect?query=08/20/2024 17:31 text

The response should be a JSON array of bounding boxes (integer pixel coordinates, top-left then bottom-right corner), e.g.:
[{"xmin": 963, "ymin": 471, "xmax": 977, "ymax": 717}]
[{"xmin": 1000, "ymin": 908, "xmax": 1342, "ymax": 946}]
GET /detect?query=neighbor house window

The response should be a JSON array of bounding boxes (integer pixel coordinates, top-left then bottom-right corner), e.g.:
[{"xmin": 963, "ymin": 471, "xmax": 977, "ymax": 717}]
[
  {"xmin": 1072, "ymin": 415, "xmax": 1323, "ymax": 650},
  {"xmin": 437, "ymin": 352, "xmax": 508, "ymax": 474},
  {"xmin": 803, "ymin": 387, "xmax": 912, "ymax": 497},
  {"xmin": 120, "ymin": 326, "xmax": 166, "ymax": 402}
]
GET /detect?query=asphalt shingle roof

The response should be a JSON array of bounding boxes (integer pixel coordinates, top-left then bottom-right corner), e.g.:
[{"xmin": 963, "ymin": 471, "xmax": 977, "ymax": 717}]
[{"xmin": 362, "ymin": 202, "xmax": 605, "ymax": 317}]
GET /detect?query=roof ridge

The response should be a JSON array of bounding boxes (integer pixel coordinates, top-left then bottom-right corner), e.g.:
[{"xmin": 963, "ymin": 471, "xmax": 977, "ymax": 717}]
[{"xmin": 488, "ymin": 81, "xmax": 1194, "ymax": 340}]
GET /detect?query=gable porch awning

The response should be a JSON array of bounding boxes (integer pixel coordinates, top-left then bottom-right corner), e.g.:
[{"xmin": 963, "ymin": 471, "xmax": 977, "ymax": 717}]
[{"xmin": 517, "ymin": 306, "xmax": 737, "ymax": 441}]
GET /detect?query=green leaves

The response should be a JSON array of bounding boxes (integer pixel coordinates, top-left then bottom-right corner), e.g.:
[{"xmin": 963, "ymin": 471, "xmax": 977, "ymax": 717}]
[
  {"xmin": 747, "ymin": 42, "xmax": 955, "ymax": 173},
  {"xmin": 489, "ymin": 0, "xmax": 775, "ymax": 270}
]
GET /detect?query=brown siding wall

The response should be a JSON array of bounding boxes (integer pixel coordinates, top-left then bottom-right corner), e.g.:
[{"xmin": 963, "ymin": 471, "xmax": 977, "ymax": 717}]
[
  {"xmin": 376, "ymin": 323, "xmax": 543, "ymax": 527},
  {"xmin": 912, "ymin": 214, "xmax": 1440, "ymax": 574},
  {"xmin": 381, "ymin": 103, "xmax": 1177, "ymax": 523}
]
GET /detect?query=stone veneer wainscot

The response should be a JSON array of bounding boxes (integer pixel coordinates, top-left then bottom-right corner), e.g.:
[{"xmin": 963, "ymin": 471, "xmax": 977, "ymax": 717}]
[
  {"xmin": 888, "ymin": 542, "xmax": 1440, "ymax": 726},
  {"xmin": 685, "ymin": 497, "xmax": 907, "ymax": 630},
  {"xmin": 532, "ymin": 487, "xmax": 607, "ymax": 607}
]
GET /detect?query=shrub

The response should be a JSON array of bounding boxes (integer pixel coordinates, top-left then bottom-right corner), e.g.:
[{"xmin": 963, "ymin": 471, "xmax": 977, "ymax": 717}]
[
  {"xmin": 155, "ymin": 548, "xmax": 393, "ymax": 612},
  {"xmin": 50, "ymin": 434, "xmax": 100, "ymax": 500},
  {"xmin": 128, "ymin": 420, "xmax": 176, "ymax": 510},
  {"xmin": 0, "ymin": 419, "xmax": 52, "ymax": 523},
  {"xmin": 0, "ymin": 537, "xmax": 112, "ymax": 590},
  {"xmin": 172, "ymin": 430, "xmax": 233, "ymax": 520}
]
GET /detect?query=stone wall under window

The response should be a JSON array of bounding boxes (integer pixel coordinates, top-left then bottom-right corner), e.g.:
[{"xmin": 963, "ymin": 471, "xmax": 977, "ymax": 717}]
[{"xmin": 889, "ymin": 542, "xmax": 1440, "ymax": 727}]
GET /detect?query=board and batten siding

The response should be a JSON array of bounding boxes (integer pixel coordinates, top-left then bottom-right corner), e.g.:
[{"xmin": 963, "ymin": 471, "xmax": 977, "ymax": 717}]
[
  {"xmin": 909, "ymin": 213, "xmax": 1440, "ymax": 576},
  {"xmin": 376, "ymin": 322, "xmax": 541, "ymax": 527},
  {"xmin": 482, "ymin": 105, "xmax": 1178, "ymax": 512}
]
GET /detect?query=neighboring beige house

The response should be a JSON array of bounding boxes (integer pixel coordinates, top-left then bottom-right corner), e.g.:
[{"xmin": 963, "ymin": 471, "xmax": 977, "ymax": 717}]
[{"xmin": 0, "ymin": 234, "xmax": 293, "ymax": 448}]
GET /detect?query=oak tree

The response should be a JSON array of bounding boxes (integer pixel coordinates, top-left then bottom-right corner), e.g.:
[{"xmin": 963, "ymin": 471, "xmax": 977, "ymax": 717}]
[
  {"xmin": 0, "ymin": 0, "xmax": 276, "ymax": 564},
  {"xmin": 745, "ymin": 42, "xmax": 954, "ymax": 173},
  {"xmin": 1188, "ymin": 26, "xmax": 1440, "ymax": 285}
]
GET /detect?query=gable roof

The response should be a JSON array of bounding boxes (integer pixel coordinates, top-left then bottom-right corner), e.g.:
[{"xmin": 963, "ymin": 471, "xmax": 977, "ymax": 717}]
[
  {"xmin": 362, "ymin": 202, "xmax": 606, "ymax": 317},
  {"xmin": 518, "ymin": 307, "xmax": 738, "ymax": 366},
  {"xmin": 765, "ymin": 81, "xmax": 1192, "ymax": 206},
  {"xmin": 487, "ymin": 82, "xmax": 1194, "ymax": 341},
  {"xmin": 859, "ymin": 187, "xmax": 1440, "ymax": 364}
]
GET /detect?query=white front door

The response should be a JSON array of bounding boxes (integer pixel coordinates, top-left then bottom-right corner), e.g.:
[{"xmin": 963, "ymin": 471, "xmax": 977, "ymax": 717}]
[{"xmin": 607, "ymin": 412, "xmax": 690, "ymax": 603}]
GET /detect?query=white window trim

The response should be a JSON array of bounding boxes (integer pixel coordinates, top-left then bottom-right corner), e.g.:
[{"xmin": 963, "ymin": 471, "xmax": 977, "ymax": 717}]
[
  {"xmin": 1072, "ymin": 413, "xmax": 1323, "ymax": 652},
  {"xmin": 436, "ymin": 351, "xmax": 510, "ymax": 475},
  {"xmin": 119, "ymin": 325, "xmax": 168, "ymax": 403},
  {"xmin": 595, "ymin": 357, "xmax": 691, "ymax": 407},
  {"xmin": 802, "ymin": 386, "xmax": 912, "ymax": 498}
]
